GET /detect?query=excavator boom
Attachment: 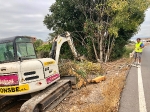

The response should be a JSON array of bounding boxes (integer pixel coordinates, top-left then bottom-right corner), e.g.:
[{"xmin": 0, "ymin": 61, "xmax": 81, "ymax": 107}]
[{"xmin": 50, "ymin": 32, "xmax": 78, "ymax": 63}]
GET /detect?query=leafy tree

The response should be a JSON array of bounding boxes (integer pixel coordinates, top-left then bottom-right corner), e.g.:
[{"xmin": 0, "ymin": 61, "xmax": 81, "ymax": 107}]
[
  {"xmin": 44, "ymin": 0, "xmax": 150, "ymax": 62},
  {"xmin": 80, "ymin": 0, "xmax": 149, "ymax": 62},
  {"xmin": 34, "ymin": 39, "xmax": 43, "ymax": 51},
  {"xmin": 34, "ymin": 39, "xmax": 52, "ymax": 58},
  {"xmin": 36, "ymin": 43, "xmax": 52, "ymax": 58},
  {"xmin": 44, "ymin": 0, "xmax": 88, "ymax": 59}
]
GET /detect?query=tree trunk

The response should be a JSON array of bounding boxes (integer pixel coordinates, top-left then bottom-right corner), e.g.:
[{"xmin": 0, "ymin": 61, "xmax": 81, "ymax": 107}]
[
  {"xmin": 99, "ymin": 35, "xmax": 103, "ymax": 62},
  {"xmin": 107, "ymin": 36, "xmax": 115, "ymax": 60},
  {"xmin": 92, "ymin": 38, "xmax": 99, "ymax": 61},
  {"xmin": 105, "ymin": 35, "xmax": 111, "ymax": 62}
]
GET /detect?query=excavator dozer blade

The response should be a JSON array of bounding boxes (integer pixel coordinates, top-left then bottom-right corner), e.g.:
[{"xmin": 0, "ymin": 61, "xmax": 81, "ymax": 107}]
[{"xmin": 20, "ymin": 79, "xmax": 72, "ymax": 112}]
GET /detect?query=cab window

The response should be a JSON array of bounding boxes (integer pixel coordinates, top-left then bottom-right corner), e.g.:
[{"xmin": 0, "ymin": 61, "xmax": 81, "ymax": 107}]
[
  {"xmin": 16, "ymin": 37, "xmax": 36, "ymax": 59},
  {"xmin": 0, "ymin": 42, "xmax": 15, "ymax": 63}
]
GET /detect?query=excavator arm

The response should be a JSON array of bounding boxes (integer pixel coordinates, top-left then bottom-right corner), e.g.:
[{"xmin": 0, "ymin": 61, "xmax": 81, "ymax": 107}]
[{"xmin": 50, "ymin": 32, "xmax": 78, "ymax": 64}]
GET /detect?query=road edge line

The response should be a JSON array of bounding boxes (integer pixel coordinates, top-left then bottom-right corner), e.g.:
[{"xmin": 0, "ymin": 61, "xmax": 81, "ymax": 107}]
[{"xmin": 138, "ymin": 67, "xmax": 147, "ymax": 112}]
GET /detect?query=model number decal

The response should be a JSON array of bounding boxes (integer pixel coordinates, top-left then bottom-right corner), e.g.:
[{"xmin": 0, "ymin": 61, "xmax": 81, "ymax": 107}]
[
  {"xmin": 44, "ymin": 61, "xmax": 55, "ymax": 66},
  {"xmin": 58, "ymin": 38, "xmax": 62, "ymax": 44},
  {"xmin": 0, "ymin": 84, "xmax": 29, "ymax": 94}
]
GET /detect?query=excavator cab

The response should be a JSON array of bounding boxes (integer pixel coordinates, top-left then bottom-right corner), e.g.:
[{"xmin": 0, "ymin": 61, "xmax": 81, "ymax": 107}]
[
  {"xmin": 0, "ymin": 36, "xmax": 36, "ymax": 63},
  {"xmin": 0, "ymin": 36, "xmax": 48, "ymax": 96}
]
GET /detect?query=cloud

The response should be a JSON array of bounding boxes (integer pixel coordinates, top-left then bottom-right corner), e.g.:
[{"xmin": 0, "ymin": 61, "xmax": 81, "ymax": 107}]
[
  {"xmin": 1, "ymin": 0, "xmax": 149, "ymax": 41},
  {"xmin": 0, "ymin": 0, "xmax": 56, "ymax": 41},
  {"xmin": 132, "ymin": 8, "xmax": 150, "ymax": 39}
]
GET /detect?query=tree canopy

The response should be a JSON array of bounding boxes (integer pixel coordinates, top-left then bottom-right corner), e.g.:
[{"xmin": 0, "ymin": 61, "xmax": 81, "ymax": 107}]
[{"xmin": 44, "ymin": 0, "xmax": 150, "ymax": 62}]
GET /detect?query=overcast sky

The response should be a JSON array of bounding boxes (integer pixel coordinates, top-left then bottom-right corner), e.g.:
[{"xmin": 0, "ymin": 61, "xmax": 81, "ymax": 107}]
[
  {"xmin": 0, "ymin": 0, "xmax": 55, "ymax": 41},
  {"xmin": 0, "ymin": 1, "xmax": 149, "ymax": 41},
  {"xmin": 132, "ymin": 8, "xmax": 150, "ymax": 40}
]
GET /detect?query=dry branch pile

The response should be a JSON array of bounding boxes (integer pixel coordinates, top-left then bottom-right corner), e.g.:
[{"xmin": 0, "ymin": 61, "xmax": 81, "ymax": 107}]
[{"xmin": 59, "ymin": 60, "xmax": 105, "ymax": 89}]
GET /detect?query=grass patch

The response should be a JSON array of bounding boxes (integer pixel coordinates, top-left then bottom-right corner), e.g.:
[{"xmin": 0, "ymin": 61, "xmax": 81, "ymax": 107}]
[{"xmin": 123, "ymin": 44, "xmax": 134, "ymax": 58}]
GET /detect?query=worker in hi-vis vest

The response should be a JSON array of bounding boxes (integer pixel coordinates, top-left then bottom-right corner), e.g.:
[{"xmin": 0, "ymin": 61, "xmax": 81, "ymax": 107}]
[{"xmin": 133, "ymin": 38, "xmax": 144, "ymax": 67}]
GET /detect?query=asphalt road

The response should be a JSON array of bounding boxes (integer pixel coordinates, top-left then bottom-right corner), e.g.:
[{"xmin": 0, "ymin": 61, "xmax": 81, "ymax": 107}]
[{"xmin": 119, "ymin": 45, "xmax": 150, "ymax": 112}]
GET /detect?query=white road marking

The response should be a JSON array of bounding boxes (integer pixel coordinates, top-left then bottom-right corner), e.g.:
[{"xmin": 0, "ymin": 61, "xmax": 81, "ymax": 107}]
[{"xmin": 138, "ymin": 67, "xmax": 147, "ymax": 112}]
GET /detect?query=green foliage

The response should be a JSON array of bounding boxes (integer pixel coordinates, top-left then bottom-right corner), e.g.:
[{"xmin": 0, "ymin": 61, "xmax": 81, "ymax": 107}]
[
  {"xmin": 36, "ymin": 44, "xmax": 51, "ymax": 52},
  {"xmin": 110, "ymin": 28, "xmax": 136, "ymax": 60},
  {"xmin": 44, "ymin": 0, "xmax": 85, "ymax": 33},
  {"xmin": 44, "ymin": 0, "xmax": 150, "ymax": 61},
  {"xmin": 34, "ymin": 39, "xmax": 43, "ymax": 50},
  {"xmin": 110, "ymin": 37, "xmax": 126, "ymax": 60},
  {"xmin": 36, "ymin": 44, "xmax": 52, "ymax": 58},
  {"xmin": 59, "ymin": 42, "xmax": 74, "ymax": 59},
  {"xmin": 76, "ymin": 69, "xmax": 87, "ymax": 78},
  {"xmin": 123, "ymin": 46, "xmax": 134, "ymax": 58},
  {"xmin": 86, "ymin": 38, "xmax": 95, "ymax": 60}
]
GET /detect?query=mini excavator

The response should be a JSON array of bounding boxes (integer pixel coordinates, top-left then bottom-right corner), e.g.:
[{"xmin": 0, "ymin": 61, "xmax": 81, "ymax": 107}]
[{"xmin": 0, "ymin": 32, "xmax": 78, "ymax": 112}]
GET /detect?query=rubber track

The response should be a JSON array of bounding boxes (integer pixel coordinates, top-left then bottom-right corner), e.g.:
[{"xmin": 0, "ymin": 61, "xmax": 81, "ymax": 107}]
[
  {"xmin": 20, "ymin": 79, "xmax": 71, "ymax": 112},
  {"xmin": 0, "ymin": 96, "xmax": 19, "ymax": 112}
]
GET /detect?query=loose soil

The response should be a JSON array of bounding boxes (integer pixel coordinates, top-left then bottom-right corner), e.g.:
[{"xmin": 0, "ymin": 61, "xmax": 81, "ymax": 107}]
[{"xmin": 49, "ymin": 58, "xmax": 132, "ymax": 112}]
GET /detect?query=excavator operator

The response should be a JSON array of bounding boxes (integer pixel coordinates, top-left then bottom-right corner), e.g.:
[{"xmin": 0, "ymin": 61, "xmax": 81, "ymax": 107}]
[{"xmin": 4, "ymin": 44, "xmax": 14, "ymax": 61}]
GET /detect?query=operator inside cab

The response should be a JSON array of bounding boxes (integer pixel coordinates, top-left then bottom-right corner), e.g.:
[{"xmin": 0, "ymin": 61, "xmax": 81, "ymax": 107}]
[{"xmin": 4, "ymin": 44, "xmax": 14, "ymax": 61}]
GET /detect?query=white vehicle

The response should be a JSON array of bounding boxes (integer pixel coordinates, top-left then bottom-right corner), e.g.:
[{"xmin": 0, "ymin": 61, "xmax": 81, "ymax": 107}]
[{"xmin": 0, "ymin": 32, "xmax": 77, "ymax": 111}]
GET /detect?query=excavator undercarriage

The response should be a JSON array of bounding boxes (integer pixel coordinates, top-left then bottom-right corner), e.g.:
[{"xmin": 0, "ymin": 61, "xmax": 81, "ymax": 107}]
[
  {"xmin": 20, "ymin": 79, "xmax": 71, "ymax": 112},
  {"xmin": 0, "ymin": 79, "xmax": 72, "ymax": 112}
]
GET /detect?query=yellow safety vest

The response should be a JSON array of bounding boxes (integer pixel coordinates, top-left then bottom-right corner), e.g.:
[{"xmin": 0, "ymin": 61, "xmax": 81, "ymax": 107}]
[{"xmin": 135, "ymin": 42, "xmax": 143, "ymax": 52}]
